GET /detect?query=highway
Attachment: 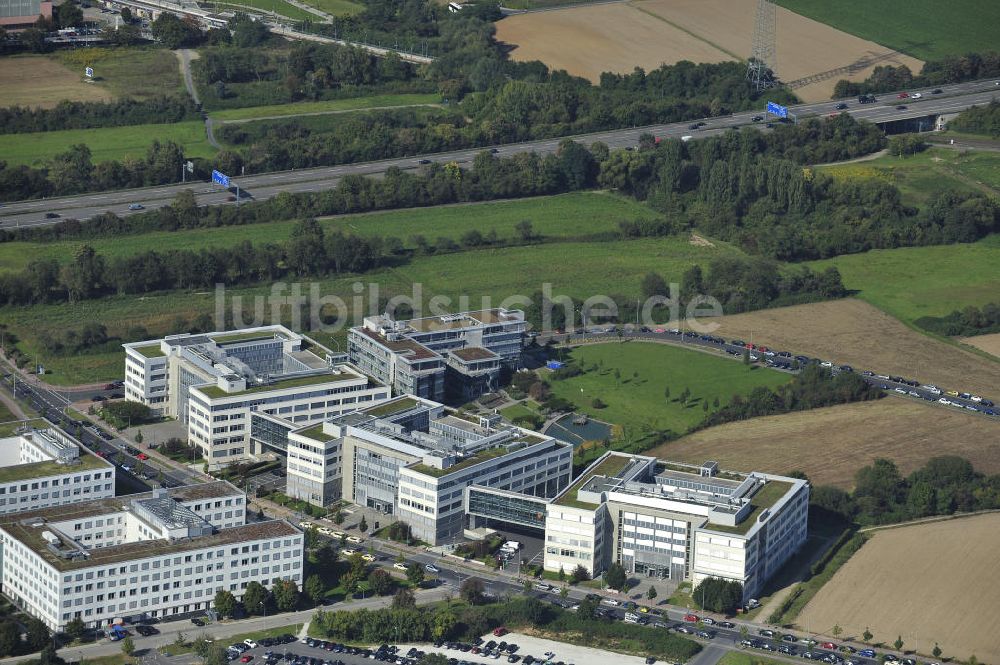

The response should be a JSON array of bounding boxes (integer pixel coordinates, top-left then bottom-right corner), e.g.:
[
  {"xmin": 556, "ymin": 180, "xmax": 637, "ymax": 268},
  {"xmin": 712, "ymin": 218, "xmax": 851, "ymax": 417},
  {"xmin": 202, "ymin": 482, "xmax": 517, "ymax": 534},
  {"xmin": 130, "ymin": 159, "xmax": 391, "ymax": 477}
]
[{"xmin": 1, "ymin": 79, "xmax": 997, "ymax": 229}]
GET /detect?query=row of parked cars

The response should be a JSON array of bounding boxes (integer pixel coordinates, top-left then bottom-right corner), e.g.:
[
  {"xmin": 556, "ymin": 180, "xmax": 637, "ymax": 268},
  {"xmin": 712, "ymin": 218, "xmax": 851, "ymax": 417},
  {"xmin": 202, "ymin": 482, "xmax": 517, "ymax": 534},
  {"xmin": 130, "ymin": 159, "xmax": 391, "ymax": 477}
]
[{"xmin": 433, "ymin": 636, "xmax": 559, "ymax": 665}]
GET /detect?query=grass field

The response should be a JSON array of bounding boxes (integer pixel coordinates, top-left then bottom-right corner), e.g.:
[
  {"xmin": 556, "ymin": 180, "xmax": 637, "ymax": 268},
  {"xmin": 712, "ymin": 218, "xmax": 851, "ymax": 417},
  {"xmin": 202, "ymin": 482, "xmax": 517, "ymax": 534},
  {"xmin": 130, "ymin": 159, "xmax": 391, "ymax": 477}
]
[
  {"xmin": 717, "ymin": 653, "xmax": 786, "ymax": 665},
  {"xmin": 806, "ymin": 234, "xmax": 1000, "ymax": 324},
  {"xmin": 297, "ymin": 0, "xmax": 363, "ymax": 15},
  {"xmin": 496, "ymin": 0, "xmax": 922, "ymax": 101},
  {"xmin": 698, "ymin": 298, "xmax": 1000, "ymax": 399},
  {"xmin": 773, "ymin": 0, "xmax": 1000, "ymax": 61},
  {"xmin": 56, "ymin": 47, "xmax": 185, "ymax": 101},
  {"xmin": 211, "ymin": 93, "xmax": 442, "ymax": 122},
  {"xmin": 0, "ymin": 55, "xmax": 113, "ymax": 109},
  {"xmin": 797, "ymin": 513, "xmax": 1000, "ymax": 662},
  {"xmin": 209, "ymin": 0, "xmax": 318, "ymax": 20},
  {"xmin": 819, "ymin": 147, "xmax": 1000, "ymax": 205},
  {"xmin": 545, "ymin": 342, "xmax": 791, "ymax": 434},
  {"xmin": 649, "ymin": 398, "xmax": 1000, "ymax": 489},
  {"xmin": 0, "ymin": 192, "xmax": 655, "ymax": 274},
  {"xmin": 0, "ymin": 121, "xmax": 214, "ymax": 168}
]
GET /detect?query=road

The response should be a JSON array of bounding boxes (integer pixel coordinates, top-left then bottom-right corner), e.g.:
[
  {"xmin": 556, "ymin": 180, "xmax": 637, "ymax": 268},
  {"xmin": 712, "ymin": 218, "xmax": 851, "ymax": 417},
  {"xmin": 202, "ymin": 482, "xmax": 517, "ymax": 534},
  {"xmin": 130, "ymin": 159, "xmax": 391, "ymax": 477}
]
[
  {"xmin": 1, "ymin": 80, "xmax": 997, "ymax": 229},
  {"xmin": 536, "ymin": 328, "xmax": 999, "ymax": 420}
]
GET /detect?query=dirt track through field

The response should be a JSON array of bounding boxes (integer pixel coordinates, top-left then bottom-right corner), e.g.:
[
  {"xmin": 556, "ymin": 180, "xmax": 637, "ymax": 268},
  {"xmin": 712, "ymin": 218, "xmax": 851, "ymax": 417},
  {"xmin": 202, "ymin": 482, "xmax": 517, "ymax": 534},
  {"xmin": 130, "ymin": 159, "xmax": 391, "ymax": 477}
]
[
  {"xmin": 496, "ymin": 0, "xmax": 923, "ymax": 102},
  {"xmin": 649, "ymin": 399, "xmax": 1000, "ymax": 489},
  {"xmin": 696, "ymin": 298, "xmax": 1000, "ymax": 398},
  {"xmin": 796, "ymin": 513, "xmax": 1000, "ymax": 662}
]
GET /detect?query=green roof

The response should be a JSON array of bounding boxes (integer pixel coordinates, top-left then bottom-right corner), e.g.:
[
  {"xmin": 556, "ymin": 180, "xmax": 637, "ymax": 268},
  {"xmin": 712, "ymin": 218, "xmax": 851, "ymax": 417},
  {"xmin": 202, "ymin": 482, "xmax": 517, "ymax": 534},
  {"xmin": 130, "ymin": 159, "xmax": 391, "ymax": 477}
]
[
  {"xmin": 409, "ymin": 446, "xmax": 509, "ymax": 478},
  {"xmin": 195, "ymin": 372, "xmax": 356, "ymax": 399},
  {"xmin": 0, "ymin": 452, "xmax": 110, "ymax": 484},
  {"xmin": 296, "ymin": 423, "xmax": 334, "ymax": 442},
  {"xmin": 0, "ymin": 419, "xmax": 45, "ymax": 439},
  {"xmin": 210, "ymin": 331, "xmax": 277, "ymax": 344},
  {"xmin": 703, "ymin": 480, "xmax": 795, "ymax": 535},
  {"xmin": 553, "ymin": 454, "xmax": 632, "ymax": 509},
  {"xmin": 364, "ymin": 397, "xmax": 419, "ymax": 418},
  {"xmin": 133, "ymin": 344, "xmax": 166, "ymax": 359}
]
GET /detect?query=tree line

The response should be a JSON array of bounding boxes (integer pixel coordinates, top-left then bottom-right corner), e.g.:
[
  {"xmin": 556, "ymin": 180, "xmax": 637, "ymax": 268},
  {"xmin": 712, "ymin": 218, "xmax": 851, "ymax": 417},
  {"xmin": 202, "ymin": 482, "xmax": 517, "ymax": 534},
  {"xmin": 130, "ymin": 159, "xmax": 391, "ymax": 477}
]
[
  {"xmin": 948, "ymin": 100, "xmax": 1000, "ymax": 137},
  {"xmin": 312, "ymin": 594, "xmax": 701, "ymax": 661},
  {"xmin": 832, "ymin": 50, "xmax": 1000, "ymax": 98},
  {"xmin": 914, "ymin": 302, "xmax": 1000, "ymax": 337},
  {"xmin": 809, "ymin": 455, "xmax": 1000, "ymax": 527},
  {"xmin": 0, "ymin": 96, "xmax": 198, "ymax": 135}
]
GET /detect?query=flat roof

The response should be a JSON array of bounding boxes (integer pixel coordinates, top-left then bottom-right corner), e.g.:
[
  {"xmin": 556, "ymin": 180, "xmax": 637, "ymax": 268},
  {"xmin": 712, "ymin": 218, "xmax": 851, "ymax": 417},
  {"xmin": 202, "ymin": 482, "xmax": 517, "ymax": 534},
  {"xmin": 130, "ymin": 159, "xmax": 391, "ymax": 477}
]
[
  {"xmin": 0, "ymin": 447, "xmax": 110, "ymax": 484},
  {"xmin": 553, "ymin": 454, "xmax": 633, "ymax": 509},
  {"xmin": 357, "ymin": 328, "xmax": 439, "ymax": 360},
  {"xmin": 702, "ymin": 480, "xmax": 795, "ymax": 535},
  {"xmin": 209, "ymin": 330, "xmax": 282, "ymax": 344},
  {"xmin": 451, "ymin": 347, "xmax": 499, "ymax": 362},
  {"xmin": 363, "ymin": 397, "xmax": 420, "ymax": 418},
  {"xmin": 195, "ymin": 371, "xmax": 358, "ymax": 399},
  {"xmin": 295, "ymin": 423, "xmax": 334, "ymax": 443},
  {"xmin": 408, "ymin": 446, "xmax": 509, "ymax": 478},
  {"xmin": 133, "ymin": 344, "xmax": 166, "ymax": 359}
]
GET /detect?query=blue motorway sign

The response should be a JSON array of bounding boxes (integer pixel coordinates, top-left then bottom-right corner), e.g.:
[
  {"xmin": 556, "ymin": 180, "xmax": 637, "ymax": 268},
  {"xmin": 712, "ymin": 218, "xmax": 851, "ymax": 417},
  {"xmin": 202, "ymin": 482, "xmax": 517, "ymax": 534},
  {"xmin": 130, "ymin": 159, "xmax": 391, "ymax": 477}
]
[
  {"xmin": 85, "ymin": 67, "xmax": 94, "ymax": 78},
  {"xmin": 212, "ymin": 170, "xmax": 231, "ymax": 188},
  {"xmin": 766, "ymin": 101, "xmax": 788, "ymax": 118}
]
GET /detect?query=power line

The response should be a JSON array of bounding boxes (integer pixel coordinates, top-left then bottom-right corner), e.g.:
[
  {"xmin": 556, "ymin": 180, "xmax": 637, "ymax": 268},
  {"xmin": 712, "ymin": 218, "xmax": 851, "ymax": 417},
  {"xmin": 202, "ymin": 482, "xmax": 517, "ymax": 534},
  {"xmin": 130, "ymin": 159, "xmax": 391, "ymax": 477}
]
[{"xmin": 746, "ymin": 0, "xmax": 777, "ymax": 92}]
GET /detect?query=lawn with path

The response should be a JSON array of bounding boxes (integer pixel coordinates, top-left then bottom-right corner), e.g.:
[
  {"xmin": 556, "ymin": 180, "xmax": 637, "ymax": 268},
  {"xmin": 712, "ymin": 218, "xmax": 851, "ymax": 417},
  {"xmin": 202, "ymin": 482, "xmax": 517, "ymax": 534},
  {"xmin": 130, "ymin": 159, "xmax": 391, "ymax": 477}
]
[
  {"xmin": 210, "ymin": 93, "xmax": 442, "ymax": 122},
  {"xmin": 545, "ymin": 342, "xmax": 791, "ymax": 435}
]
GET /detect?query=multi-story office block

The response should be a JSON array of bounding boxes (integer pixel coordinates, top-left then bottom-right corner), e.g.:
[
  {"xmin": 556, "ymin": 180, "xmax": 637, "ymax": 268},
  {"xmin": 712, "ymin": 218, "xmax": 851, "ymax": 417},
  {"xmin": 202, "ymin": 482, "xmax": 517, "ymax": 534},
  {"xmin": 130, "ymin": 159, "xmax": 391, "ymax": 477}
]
[
  {"xmin": 0, "ymin": 481, "xmax": 302, "ymax": 631},
  {"xmin": 348, "ymin": 309, "xmax": 526, "ymax": 402},
  {"xmin": 544, "ymin": 453, "xmax": 809, "ymax": 602},
  {"xmin": 0, "ymin": 423, "xmax": 114, "ymax": 514},
  {"xmin": 123, "ymin": 326, "xmax": 391, "ymax": 466}
]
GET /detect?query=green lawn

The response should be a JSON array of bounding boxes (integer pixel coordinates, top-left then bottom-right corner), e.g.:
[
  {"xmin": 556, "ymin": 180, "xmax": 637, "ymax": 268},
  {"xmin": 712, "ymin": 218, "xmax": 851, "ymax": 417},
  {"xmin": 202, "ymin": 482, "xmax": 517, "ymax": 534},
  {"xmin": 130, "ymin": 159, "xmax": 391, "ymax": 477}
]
[
  {"xmin": 0, "ymin": 192, "xmax": 653, "ymax": 274},
  {"xmin": 58, "ymin": 47, "xmax": 186, "ymax": 100},
  {"xmin": 0, "ymin": 121, "xmax": 213, "ymax": 168},
  {"xmin": 546, "ymin": 343, "xmax": 791, "ymax": 434},
  {"xmin": 500, "ymin": 402, "xmax": 542, "ymax": 423},
  {"xmin": 209, "ymin": 0, "xmax": 320, "ymax": 20},
  {"xmin": 818, "ymin": 147, "xmax": 1000, "ymax": 205},
  {"xmin": 297, "ymin": 0, "xmax": 363, "ymax": 15},
  {"xmin": 717, "ymin": 652, "xmax": 788, "ymax": 665},
  {"xmin": 773, "ymin": 0, "xmax": 1000, "ymax": 61},
  {"xmin": 807, "ymin": 234, "xmax": 1000, "ymax": 323},
  {"xmin": 0, "ymin": 401, "xmax": 16, "ymax": 425},
  {"xmin": 211, "ymin": 93, "xmax": 442, "ymax": 122}
]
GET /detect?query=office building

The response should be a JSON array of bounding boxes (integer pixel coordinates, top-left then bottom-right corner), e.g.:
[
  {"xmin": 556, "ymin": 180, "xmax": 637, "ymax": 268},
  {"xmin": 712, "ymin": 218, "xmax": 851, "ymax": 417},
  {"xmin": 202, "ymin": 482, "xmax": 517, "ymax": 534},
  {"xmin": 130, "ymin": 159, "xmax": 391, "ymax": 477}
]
[
  {"xmin": 0, "ymin": 0, "xmax": 52, "ymax": 29},
  {"xmin": 0, "ymin": 481, "xmax": 302, "ymax": 631},
  {"xmin": 0, "ymin": 423, "xmax": 114, "ymax": 514},
  {"xmin": 348, "ymin": 309, "xmax": 526, "ymax": 402},
  {"xmin": 544, "ymin": 453, "xmax": 809, "ymax": 602},
  {"xmin": 271, "ymin": 396, "xmax": 572, "ymax": 544},
  {"xmin": 123, "ymin": 326, "xmax": 391, "ymax": 466}
]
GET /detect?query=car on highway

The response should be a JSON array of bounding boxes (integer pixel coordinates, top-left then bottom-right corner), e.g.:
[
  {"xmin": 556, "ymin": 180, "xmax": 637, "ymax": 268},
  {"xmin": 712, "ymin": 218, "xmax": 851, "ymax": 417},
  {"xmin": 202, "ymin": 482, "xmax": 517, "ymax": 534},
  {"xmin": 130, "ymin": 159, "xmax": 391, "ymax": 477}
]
[
  {"xmin": 897, "ymin": 92, "xmax": 909, "ymax": 98},
  {"xmin": 835, "ymin": 102, "xmax": 848, "ymax": 109},
  {"xmin": 896, "ymin": 105, "xmax": 908, "ymax": 110},
  {"xmin": 752, "ymin": 115, "xmax": 763, "ymax": 122},
  {"xmin": 44, "ymin": 212, "xmax": 60, "ymax": 219},
  {"xmin": 689, "ymin": 123, "xmax": 700, "ymax": 130},
  {"xmin": 911, "ymin": 92, "xmax": 922, "ymax": 98},
  {"xmin": 932, "ymin": 88, "xmax": 942, "ymax": 94},
  {"xmin": 417, "ymin": 159, "xmax": 431, "ymax": 165},
  {"xmin": 128, "ymin": 203, "xmax": 144, "ymax": 210},
  {"xmin": 134, "ymin": 625, "xmax": 158, "ymax": 636}
]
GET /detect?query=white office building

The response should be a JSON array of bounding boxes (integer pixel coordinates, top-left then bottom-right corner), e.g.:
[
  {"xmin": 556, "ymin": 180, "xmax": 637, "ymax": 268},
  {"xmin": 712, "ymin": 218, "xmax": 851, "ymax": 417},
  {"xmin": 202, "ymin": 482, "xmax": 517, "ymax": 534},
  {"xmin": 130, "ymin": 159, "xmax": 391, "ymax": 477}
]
[
  {"xmin": 544, "ymin": 453, "xmax": 809, "ymax": 601},
  {"xmin": 123, "ymin": 326, "xmax": 391, "ymax": 466},
  {"xmin": 0, "ymin": 423, "xmax": 114, "ymax": 514},
  {"xmin": 0, "ymin": 481, "xmax": 303, "ymax": 631},
  {"xmin": 348, "ymin": 309, "xmax": 526, "ymax": 402}
]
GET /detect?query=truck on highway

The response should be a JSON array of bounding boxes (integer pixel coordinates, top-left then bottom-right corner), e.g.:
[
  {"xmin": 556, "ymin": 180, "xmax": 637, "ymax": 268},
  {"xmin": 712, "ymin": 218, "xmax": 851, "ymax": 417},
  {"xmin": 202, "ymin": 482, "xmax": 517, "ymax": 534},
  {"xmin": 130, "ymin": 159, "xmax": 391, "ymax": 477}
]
[{"xmin": 858, "ymin": 94, "xmax": 877, "ymax": 104}]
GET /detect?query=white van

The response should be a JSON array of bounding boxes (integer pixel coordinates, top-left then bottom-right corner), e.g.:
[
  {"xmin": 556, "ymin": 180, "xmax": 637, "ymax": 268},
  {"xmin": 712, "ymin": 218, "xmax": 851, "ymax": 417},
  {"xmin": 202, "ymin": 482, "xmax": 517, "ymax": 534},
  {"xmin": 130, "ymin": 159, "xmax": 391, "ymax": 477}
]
[{"xmin": 623, "ymin": 612, "xmax": 640, "ymax": 624}]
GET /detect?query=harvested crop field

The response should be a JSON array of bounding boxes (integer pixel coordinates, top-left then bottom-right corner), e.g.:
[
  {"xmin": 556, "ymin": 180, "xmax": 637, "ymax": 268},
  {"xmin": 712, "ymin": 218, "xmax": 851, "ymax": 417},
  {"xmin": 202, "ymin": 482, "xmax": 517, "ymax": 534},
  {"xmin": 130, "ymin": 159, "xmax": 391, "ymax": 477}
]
[
  {"xmin": 496, "ymin": 0, "xmax": 922, "ymax": 102},
  {"xmin": 961, "ymin": 333, "xmax": 1000, "ymax": 359},
  {"xmin": 0, "ymin": 55, "xmax": 113, "ymax": 109},
  {"xmin": 694, "ymin": 298, "xmax": 1000, "ymax": 398},
  {"xmin": 649, "ymin": 399, "xmax": 1000, "ymax": 489},
  {"xmin": 796, "ymin": 513, "xmax": 1000, "ymax": 662}
]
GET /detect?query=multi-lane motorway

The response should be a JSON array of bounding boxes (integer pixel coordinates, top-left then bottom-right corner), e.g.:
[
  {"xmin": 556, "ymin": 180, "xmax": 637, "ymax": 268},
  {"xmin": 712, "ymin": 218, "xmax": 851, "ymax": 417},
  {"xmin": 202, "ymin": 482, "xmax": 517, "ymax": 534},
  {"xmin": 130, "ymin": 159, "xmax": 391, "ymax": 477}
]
[{"xmin": 1, "ymin": 80, "xmax": 997, "ymax": 229}]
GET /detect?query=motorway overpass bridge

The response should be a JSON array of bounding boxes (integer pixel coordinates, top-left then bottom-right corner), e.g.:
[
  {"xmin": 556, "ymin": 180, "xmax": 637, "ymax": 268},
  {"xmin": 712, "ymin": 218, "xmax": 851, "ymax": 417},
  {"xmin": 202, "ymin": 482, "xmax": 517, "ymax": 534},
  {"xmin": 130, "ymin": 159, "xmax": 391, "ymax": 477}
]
[{"xmin": 1, "ymin": 79, "xmax": 997, "ymax": 229}]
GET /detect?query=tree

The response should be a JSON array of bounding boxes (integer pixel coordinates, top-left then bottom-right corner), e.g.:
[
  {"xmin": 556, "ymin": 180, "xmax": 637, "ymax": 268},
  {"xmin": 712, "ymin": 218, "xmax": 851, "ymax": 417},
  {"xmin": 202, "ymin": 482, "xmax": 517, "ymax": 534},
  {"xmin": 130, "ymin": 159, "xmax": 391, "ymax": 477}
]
[
  {"xmin": 119, "ymin": 6, "xmax": 132, "ymax": 22},
  {"xmin": 65, "ymin": 616, "xmax": 87, "ymax": 641},
  {"xmin": 932, "ymin": 644, "xmax": 942, "ymax": 659},
  {"xmin": 460, "ymin": 577, "xmax": 485, "ymax": 605},
  {"xmin": 693, "ymin": 577, "xmax": 743, "ymax": 614},
  {"xmin": 55, "ymin": 1, "xmax": 83, "ymax": 28},
  {"xmin": 641, "ymin": 271, "xmax": 668, "ymax": 299},
  {"xmin": 515, "ymin": 220, "xmax": 535, "ymax": 242},
  {"xmin": 25, "ymin": 617, "xmax": 50, "ymax": 652},
  {"xmin": 392, "ymin": 588, "xmax": 416, "ymax": 609},
  {"xmin": 230, "ymin": 13, "xmax": 270, "ymax": 47},
  {"xmin": 273, "ymin": 579, "xmax": 299, "ymax": 612},
  {"xmin": 213, "ymin": 589, "xmax": 236, "ymax": 618},
  {"xmin": 894, "ymin": 636, "xmax": 904, "ymax": 651},
  {"xmin": 121, "ymin": 636, "xmax": 135, "ymax": 657},
  {"xmin": 431, "ymin": 610, "xmax": 457, "ymax": 640},
  {"xmin": 419, "ymin": 654, "xmax": 450, "ymax": 665},
  {"xmin": 522, "ymin": 579, "xmax": 533, "ymax": 593},
  {"xmin": 305, "ymin": 574, "xmax": 326, "ymax": 606},
  {"xmin": 558, "ymin": 566, "xmax": 565, "ymax": 582},
  {"xmin": 406, "ymin": 563, "xmax": 425, "ymax": 587},
  {"xmin": 150, "ymin": 12, "xmax": 200, "ymax": 49},
  {"xmin": 576, "ymin": 596, "xmax": 598, "ymax": 620},
  {"xmin": 647, "ymin": 585, "xmax": 658, "ymax": 600},
  {"xmin": 193, "ymin": 635, "xmax": 214, "ymax": 657},
  {"xmin": 863, "ymin": 627, "xmax": 873, "ymax": 642},
  {"xmin": 570, "ymin": 564, "xmax": 590, "ymax": 584},
  {"xmin": 664, "ymin": 386, "xmax": 670, "ymax": 402},
  {"xmin": 605, "ymin": 562, "xmax": 627, "ymax": 591},
  {"xmin": 134, "ymin": 430, "xmax": 143, "ymax": 444},
  {"xmin": 358, "ymin": 516, "xmax": 368, "ymax": 533},
  {"xmin": 368, "ymin": 568, "xmax": 392, "ymax": 596},
  {"xmin": 333, "ymin": 509, "xmax": 344, "ymax": 524},
  {"xmin": 205, "ymin": 644, "xmax": 229, "ymax": 665},
  {"xmin": 0, "ymin": 622, "xmax": 19, "ymax": 657},
  {"xmin": 832, "ymin": 624, "xmax": 842, "ymax": 638},
  {"xmin": 242, "ymin": 581, "xmax": 267, "ymax": 615},
  {"xmin": 559, "ymin": 586, "xmax": 569, "ymax": 600}
]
